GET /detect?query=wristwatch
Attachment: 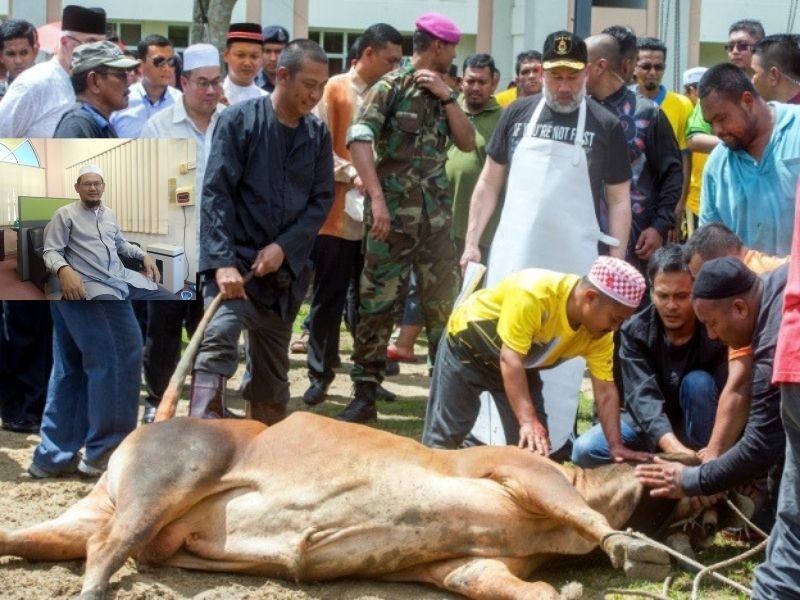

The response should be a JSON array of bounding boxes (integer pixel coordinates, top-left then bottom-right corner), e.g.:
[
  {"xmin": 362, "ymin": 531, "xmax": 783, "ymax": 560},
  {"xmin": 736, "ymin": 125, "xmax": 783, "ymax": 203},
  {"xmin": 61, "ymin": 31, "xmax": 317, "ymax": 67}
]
[{"xmin": 441, "ymin": 90, "xmax": 459, "ymax": 106}]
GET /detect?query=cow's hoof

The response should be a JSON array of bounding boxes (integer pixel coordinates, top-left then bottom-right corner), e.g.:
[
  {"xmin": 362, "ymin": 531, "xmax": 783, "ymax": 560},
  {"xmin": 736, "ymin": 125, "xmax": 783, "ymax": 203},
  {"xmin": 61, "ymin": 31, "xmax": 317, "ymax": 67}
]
[
  {"xmin": 559, "ymin": 581, "xmax": 583, "ymax": 599},
  {"xmin": 623, "ymin": 539, "xmax": 671, "ymax": 581},
  {"xmin": 78, "ymin": 590, "xmax": 105, "ymax": 600}
]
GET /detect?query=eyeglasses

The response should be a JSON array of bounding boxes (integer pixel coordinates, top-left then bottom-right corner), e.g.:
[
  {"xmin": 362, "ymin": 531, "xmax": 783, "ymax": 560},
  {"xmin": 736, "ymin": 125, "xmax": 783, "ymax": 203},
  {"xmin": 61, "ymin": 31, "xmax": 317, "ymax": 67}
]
[
  {"xmin": 79, "ymin": 181, "xmax": 105, "ymax": 188},
  {"xmin": 189, "ymin": 77, "xmax": 222, "ymax": 90},
  {"xmin": 151, "ymin": 55, "xmax": 178, "ymax": 68},
  {"xmin": 637, "ymin": 62, "xmax": 665, "ymax": 72},
  {"xmin": 65, "ymin": 34, "xmax": 105, "ymax": 45},
  {"xmin": 724, "ymin": 42, "xmax": 754, "ymax": 52}
]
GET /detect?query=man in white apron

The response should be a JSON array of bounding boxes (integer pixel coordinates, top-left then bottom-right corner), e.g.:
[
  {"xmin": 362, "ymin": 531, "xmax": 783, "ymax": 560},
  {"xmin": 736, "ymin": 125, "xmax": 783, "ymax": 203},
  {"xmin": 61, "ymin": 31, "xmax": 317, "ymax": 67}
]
[{"xmin": 461, "ymin": 31, "xmax": 633, "ymax": 455}]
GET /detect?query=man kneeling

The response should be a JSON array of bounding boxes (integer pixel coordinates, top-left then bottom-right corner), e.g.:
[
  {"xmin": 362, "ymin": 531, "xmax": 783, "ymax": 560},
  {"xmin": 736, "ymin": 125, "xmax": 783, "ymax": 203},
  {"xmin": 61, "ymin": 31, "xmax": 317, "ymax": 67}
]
[
  {"xmin": 572, "ymin": 245, "xmax": 728, "ymax": 466},
  {"xmin": 423, "ymin": 256, "xmax": 650, "ymax": 463}
]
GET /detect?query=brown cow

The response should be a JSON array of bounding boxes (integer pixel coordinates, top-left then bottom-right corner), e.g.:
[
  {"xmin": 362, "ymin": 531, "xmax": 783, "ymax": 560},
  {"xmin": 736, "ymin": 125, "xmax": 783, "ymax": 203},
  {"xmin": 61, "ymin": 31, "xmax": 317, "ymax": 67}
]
[{"xmin": 1, "ymin": 413, "xmax": 689, "ymax": 600}]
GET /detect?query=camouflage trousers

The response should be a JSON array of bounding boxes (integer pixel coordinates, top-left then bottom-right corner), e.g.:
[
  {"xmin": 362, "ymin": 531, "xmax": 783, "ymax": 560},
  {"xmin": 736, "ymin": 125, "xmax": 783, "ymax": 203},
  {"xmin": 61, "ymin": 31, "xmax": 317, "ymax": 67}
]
[{"xmin": 351, "ymin": 222, "xmax": 458, "ymax": 384}]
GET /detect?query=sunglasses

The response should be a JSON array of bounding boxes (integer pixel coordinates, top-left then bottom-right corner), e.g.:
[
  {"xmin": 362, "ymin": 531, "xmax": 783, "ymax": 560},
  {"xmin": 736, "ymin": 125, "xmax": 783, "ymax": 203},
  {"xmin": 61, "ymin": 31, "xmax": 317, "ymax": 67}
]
[
  {"xmin": 637, "ymin": 62, "xmax": 665, "ymax": 72},
  {"xmin": 724, "ymin": 42, "xmax": 754, "ymax": 52},
  {"xmin": 151, "ymin": 55, "xmax": 178, "ymax": 68}
]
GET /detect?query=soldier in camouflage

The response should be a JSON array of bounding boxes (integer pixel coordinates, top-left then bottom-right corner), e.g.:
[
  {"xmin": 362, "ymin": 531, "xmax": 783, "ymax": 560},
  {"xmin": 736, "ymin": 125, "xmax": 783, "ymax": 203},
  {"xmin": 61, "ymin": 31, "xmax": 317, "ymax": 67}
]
[{"xmin": 338, "ymin": 12, "xmax": 476, "ymax": 423}]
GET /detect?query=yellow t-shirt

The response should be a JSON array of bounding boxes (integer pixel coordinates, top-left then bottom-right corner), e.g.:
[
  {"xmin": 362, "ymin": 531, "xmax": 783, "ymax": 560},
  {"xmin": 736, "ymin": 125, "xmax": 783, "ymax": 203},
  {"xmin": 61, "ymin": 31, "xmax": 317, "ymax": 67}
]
[
  {"xmin": 659, "ymin": 91, "xmax": 693, "ymax": 153},
  {"xmin": 495, "ymin": 87, "xmax": 517, "ymax": 108},
  {"xmin": 448, "ymin": 269, "xmax": 614, "ymax": 380}
]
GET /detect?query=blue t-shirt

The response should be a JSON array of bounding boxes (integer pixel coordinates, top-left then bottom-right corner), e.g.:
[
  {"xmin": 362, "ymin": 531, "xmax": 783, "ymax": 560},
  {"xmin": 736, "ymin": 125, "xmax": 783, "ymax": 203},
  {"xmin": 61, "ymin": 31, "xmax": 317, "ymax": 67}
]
[{"xmin": 700, "ymin": 102, "xmax": 800, "ymax": 256}]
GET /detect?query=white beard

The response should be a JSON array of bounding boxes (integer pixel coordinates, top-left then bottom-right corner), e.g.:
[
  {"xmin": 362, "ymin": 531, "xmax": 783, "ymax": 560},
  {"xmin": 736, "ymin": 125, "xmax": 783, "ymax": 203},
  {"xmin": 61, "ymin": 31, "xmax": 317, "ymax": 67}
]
[{"xmin": 544, "ymin": 83, "xmax": 586, "ymax": 114}]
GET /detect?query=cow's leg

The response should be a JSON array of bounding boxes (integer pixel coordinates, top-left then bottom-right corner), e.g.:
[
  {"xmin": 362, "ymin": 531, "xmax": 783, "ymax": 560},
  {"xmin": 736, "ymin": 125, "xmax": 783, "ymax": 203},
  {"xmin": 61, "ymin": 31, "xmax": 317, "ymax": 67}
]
[
  {"xmin": 387, "ymin": 557, "xmax": 567, "ymax": 600},
  {"xmin": 0, "ymin": 480, "xmax": 113, "ymax": 561},
  {"xmin": 492, "ymin": 461, "xmax": 670, "ymax": 580}
]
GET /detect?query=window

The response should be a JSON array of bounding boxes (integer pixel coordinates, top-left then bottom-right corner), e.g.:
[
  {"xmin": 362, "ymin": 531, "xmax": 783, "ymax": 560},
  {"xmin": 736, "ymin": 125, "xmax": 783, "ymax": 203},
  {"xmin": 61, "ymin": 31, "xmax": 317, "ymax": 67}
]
[
  {"xmin": 119, "ymin": 23, "xmax": 142, "ymax": 47},
  {"xmin": 310, "ymin": 29, "xmax": 412, "ymax": 76},
  {"xmin": 0, "ymin": 140, "xmax": 40, "ymax": 167},
  {"xmin": 168, "ymin": 25, "xmax": 190, "ymax": 50}
]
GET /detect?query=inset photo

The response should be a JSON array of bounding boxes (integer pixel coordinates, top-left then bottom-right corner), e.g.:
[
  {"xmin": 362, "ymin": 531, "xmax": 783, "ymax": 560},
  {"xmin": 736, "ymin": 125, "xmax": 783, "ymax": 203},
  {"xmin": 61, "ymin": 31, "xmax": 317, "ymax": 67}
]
[{"xmin": 0, "ymin": 137, "xmax": 198, "ymax": 300}]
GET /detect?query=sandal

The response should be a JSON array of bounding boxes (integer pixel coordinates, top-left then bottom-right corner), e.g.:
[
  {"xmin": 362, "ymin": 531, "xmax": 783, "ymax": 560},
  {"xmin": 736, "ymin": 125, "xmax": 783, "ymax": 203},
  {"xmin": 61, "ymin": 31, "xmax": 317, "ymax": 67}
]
[
  {"xmin": 290, "ymin": 332, "xmax": 309, "ymax": 353},
  {"xmin": 386, "ymin": 344, "xmax": 417, "ymax": 363}
]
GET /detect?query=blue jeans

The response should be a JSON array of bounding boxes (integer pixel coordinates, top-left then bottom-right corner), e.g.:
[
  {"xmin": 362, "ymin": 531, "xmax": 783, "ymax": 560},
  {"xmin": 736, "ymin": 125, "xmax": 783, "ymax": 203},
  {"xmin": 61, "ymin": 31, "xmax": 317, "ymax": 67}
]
[
  {"xmin": 33, "ymin": 302, "xmax": 142, "ymax": 472},
  {"xmin": 753, "ymin": 383, "xmax": 800, "ymax": 599},
  {"xmin": 571, "ymin": 370, "xmax": 718, "ymax": 467}
]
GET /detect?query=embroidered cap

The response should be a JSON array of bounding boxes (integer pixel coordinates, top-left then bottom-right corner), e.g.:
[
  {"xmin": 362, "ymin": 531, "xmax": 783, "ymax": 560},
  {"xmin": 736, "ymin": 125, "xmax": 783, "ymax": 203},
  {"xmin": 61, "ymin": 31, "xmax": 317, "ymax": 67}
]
[
  {"xmin": 586, "ymin": 256, "xmax": 646, "ymax": 308},
  {"xmin": 415, "ymin": 12, "xmax": 461, "ymax": 44},
  {"xmin": 71, "ymin": 41, "xmax": 139, "ymax": 74},
  {"xmin": 183, "ymin": 43, "xmax": 220, "ymax": 71},
  {"xmin": 262, "ymin": 24, "xmax": 290, "ymax": 45},
  {"xmin": 692, "ymin": 256, "xmax": 757, "ymax": 300},
  {"xmin": 227, "ymin": 23, "xmax": 264, "ymax": 45},
  {"xmin": 542, "ymin": 30, "xmax": 587, "ymax": 70}
]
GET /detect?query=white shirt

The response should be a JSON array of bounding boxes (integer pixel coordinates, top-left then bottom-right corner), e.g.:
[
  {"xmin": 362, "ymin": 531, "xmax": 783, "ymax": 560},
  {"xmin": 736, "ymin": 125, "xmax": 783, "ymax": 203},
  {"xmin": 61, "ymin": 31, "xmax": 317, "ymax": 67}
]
[
  {"xmin": 110, "ymin": 81, "xmax": 183, "ymax": 138},
  {"xmin": 140, "ymin": 98, "xmax": 226, "ymax": 191},
  {"xmin": 0, "ymin": 57, "xmax": 74, "ymax": 137},
  {"xmin": 222, "ymin": 76, "xmax": 268, "ymax": 105}
]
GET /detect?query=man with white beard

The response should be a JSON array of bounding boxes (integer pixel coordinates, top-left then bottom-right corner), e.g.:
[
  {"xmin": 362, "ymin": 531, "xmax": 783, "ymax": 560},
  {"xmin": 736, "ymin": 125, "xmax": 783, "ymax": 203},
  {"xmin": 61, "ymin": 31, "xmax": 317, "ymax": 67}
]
[{"xmin": 460, "ymin": 30, "xmax": 632, "ymax": 458}]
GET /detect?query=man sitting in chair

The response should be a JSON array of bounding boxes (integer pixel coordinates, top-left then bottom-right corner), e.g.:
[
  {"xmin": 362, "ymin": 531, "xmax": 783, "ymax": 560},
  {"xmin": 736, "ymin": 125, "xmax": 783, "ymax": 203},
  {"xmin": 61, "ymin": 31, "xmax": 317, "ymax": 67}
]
[{"xmin": 43, "ymin": 164, "xmax": 175, "ymax": 300}]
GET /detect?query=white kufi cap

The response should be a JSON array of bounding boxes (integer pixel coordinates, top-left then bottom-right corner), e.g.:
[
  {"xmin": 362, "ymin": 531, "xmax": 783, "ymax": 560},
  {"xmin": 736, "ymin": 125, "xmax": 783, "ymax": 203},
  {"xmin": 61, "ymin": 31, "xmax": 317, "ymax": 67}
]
[
  {"xmin": 78, "ymin": 164, "xmax": 103, "ymax": 179},
  {"xmin": 183, "ymin": 43, "xmax": 220, "ymax": 71}
]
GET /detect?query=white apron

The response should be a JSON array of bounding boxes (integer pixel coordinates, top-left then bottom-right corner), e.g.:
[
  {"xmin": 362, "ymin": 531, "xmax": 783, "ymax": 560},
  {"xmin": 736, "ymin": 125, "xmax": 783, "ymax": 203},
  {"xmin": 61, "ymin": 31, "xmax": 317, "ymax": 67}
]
[{"xmin": 472, "ymin": 98, "xmax": 616, "ymax": 452}]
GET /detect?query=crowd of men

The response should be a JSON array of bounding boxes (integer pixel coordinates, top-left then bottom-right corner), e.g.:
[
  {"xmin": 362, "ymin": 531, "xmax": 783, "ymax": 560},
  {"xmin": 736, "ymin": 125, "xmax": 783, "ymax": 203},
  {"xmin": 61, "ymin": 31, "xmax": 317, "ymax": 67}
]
[{"xmin": 2, "ymin": 4, "xmax": 800, "ymax": 594}]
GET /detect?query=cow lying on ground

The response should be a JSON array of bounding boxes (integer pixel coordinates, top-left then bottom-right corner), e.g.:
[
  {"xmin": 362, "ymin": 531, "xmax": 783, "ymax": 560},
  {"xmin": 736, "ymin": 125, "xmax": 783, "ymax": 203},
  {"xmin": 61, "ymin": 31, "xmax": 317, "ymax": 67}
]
[{"xmin": 1, "ymin": 413, "xmax": 718, "ymax": 599}]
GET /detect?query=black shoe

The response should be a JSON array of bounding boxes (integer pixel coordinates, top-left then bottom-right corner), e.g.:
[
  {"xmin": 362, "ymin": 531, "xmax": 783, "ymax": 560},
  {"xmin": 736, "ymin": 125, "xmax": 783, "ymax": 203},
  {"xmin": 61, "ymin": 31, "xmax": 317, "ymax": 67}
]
[
  {"xmin": 337, "ymin": 383, "xmax": 377, "ymax": 423},
  {"xmin": 376, "ymin": 384, "xmax": 396, "ymax": 402},
  {"xmin": 385, "ymin": 359, "xmax": 400, "ymax": 376},
  {"xmin": 141, "ymin": 405, "xmax": 157, "ymax": 424},
  {"xmin": 303, "ymin": 380, "xmax": 329, "ymax": 407},
  {"xmin": 1, "ymin": 419, "xmax": 41, "ymax": 434}
]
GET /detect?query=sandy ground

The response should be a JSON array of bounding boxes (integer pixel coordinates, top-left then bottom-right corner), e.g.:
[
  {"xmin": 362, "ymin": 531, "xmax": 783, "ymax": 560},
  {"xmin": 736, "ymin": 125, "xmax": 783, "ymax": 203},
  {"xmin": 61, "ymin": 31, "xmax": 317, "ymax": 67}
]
[{"xmin": 0, "ymin": 342, "xmax": 467, "ymax": 600}]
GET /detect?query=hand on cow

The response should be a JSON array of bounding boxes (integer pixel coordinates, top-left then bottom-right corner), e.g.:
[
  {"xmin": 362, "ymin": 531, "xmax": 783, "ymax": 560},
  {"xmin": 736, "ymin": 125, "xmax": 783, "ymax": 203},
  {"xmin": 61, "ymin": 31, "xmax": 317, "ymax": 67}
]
[
  {"xmin": 252, "ymin": 243, "xmax": 285, "ymax": 277},
  {"xmin": 689, "ymin": 492, "xmax": 724, "ymax": 511},
  {"xmin": 215, "ymin": 266, "xmax": 247, "ymax": 300},
  {"xmin": 610, "ymin": 443, "xmax": 652, "ymax": 464},
  {"xmin": 519, "ymin": 420, "xmax": 551, "ymax": 456},
  {"xmin": 634, "ymin": 457, "xmax": 687, "ymax": 499}
]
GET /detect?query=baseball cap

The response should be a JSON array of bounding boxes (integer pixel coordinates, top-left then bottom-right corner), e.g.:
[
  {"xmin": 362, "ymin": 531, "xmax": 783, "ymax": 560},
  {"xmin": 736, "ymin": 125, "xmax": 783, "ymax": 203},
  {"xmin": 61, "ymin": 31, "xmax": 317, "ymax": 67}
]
[
  {"xmin": 71, "ymin": 41, "xmax": 139, "ymax": 75},
  {"xmin": 542, "ymin": 30, "xmax": 587, "ymax": 70}
]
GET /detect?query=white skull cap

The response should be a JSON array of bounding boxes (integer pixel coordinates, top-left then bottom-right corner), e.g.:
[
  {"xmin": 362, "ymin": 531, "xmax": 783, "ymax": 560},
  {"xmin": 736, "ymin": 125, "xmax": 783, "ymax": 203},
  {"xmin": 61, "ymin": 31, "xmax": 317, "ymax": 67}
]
[
  {"xmin": 78, "ymin": 164, "xmax": 103, "ymax": 179},
  {"xmin": 183, "ymin": 43, "xmax": 220, "ymax": 71}
]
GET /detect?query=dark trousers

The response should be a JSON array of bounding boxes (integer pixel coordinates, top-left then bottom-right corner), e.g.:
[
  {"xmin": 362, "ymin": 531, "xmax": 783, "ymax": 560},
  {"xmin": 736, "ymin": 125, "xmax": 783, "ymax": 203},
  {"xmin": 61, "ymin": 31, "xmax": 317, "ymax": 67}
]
[
  {"xmin": 195, "ymin": 280, "xmax": 293, "ymax": 407},
  {"xmin": 306, "ymin": 235, "xmax": 362, "ymax": 383},
  {"xmin": 142, "ymin": 300, "xmax": 203, "ymax": 408},
  {"xmin": 0, "ymin": 301, "xmax": 52, "ymax": 424}
]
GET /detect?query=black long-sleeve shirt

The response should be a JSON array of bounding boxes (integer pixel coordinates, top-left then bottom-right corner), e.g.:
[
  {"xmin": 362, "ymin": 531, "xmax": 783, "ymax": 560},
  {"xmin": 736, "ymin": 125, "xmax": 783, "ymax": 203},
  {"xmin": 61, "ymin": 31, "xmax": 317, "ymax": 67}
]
[
  {"xmin": 200, "ymin": 96, "xmax": 334, "ymax": 320},
  {"xmin": 682, "ymin": 265, "xmax": 788, "ymax": 496},
  {"xmin": 619, "ymin": 304, "xmax": 728, "ymax": 451}
]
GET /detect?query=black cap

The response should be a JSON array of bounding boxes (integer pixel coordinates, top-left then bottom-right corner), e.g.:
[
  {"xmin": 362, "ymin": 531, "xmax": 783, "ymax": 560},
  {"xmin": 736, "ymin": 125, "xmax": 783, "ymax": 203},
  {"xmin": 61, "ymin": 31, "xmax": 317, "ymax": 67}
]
[
  {"xmin": 227, "ymin": 22, "xmax": 263, "ymax": 45},
  {"xmin": 692, "ymin": 256, "xmax": 758, "ymax": 300},
  {"xmin": 542, "ymin": 30, "xmax": 587, "ymax": 70},
  {"xmin": 262, "ymin": 24, "xmax": 289, "ymax": 45},
  {"xmin": 62, "ymin": 5, "xmax": 106, "ymax": 35}
]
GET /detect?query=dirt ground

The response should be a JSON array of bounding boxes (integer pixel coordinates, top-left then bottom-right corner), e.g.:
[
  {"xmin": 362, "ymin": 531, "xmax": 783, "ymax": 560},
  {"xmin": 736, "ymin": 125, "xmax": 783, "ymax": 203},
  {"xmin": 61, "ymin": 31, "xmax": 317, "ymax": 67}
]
[{"xmin": 0, "ymin": 344, "xmax": 467, "ymax": 600}]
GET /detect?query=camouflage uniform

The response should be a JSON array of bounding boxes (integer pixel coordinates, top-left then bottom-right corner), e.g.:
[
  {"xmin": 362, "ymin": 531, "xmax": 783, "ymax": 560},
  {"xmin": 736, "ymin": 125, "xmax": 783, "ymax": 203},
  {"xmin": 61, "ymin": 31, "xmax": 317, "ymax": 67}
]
[{"xmin": 347, "ymin": 65, "xmax": 459, "ymax": 384}]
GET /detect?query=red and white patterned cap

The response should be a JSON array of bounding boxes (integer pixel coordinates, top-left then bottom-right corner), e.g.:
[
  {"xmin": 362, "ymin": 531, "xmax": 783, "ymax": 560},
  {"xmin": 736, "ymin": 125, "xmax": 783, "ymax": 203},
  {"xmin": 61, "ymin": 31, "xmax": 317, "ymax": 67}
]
[{"xmin": 586, "ymin": 256, "xmax": 645, "ymax": 308}]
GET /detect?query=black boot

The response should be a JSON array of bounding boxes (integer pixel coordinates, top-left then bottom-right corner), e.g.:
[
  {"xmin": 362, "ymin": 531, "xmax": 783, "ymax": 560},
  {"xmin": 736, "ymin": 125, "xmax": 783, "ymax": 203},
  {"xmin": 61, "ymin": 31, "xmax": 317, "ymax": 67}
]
[
  {"xmin": 303, "ymin": 379, "xmax": 330, "ymax": 407},
  {"xmin": 188, "ymin": 371, "xmax": 226, "ymax": 419},
  {"xmin": 337, "ymin": 382, "xmax": 378, "ymax": 423}
]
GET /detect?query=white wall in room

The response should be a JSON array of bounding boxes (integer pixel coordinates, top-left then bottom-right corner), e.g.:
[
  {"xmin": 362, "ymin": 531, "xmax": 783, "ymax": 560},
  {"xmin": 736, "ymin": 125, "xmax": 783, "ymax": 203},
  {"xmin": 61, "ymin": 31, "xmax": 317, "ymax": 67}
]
[{"xmin": 700, "ymin": 0, "xmax": 800, "ymax": 42}]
